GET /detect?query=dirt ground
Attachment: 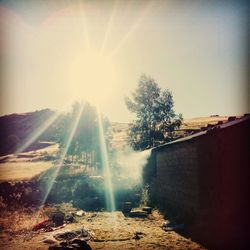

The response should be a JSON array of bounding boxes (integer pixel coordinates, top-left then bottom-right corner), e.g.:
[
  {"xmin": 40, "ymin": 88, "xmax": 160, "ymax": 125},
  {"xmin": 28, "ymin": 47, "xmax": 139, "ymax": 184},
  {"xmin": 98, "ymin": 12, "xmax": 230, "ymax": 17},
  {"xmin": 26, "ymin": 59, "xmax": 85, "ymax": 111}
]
[{"xmin": 0, "ymin": 207, "xmax": 206, "ymax": 250}]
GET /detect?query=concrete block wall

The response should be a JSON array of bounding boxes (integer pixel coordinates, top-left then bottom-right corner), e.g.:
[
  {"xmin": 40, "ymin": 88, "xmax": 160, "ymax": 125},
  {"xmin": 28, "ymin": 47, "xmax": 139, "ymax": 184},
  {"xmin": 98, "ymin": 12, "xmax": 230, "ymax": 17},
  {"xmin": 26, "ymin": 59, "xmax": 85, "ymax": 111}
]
[
  {"xmin": 156, "ymin": 140, "xmax": 200, "ymax": 217},
  {"xmin": 145, "ymin": 117, "xmax": 250, "ymax": 249}
]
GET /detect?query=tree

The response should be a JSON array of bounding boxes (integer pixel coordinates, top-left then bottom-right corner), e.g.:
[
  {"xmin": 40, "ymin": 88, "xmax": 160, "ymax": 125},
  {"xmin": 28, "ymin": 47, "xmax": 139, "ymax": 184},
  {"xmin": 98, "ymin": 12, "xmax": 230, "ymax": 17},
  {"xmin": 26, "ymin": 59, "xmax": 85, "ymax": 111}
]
[
  {"xmin": 56, "ymin": 101, "xmax": 113, "ymax": 170},
  {"xmin": 125, "ymin": 74, "xmax": 183, "ymax": 150}
]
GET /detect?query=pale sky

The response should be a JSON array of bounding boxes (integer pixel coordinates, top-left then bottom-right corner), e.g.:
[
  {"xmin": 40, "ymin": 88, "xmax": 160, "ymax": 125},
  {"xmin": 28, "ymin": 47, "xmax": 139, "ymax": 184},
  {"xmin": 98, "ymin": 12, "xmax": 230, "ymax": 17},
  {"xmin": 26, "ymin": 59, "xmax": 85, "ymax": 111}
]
[{"xmin": 0, "ymin": 0, "xmax": 248, "ymax": 122}]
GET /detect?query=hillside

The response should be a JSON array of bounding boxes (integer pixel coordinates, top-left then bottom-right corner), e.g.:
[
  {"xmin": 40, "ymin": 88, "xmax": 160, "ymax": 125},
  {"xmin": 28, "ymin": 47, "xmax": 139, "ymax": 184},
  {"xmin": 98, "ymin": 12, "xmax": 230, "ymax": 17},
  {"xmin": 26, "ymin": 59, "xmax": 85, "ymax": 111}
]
[
  {"xmin": 0, "ymin": 109, "xmax": 62, "ymax": 155},
  {"xmin": 0, "ymin": 109, "xmax": 244, "ymax": 155}
]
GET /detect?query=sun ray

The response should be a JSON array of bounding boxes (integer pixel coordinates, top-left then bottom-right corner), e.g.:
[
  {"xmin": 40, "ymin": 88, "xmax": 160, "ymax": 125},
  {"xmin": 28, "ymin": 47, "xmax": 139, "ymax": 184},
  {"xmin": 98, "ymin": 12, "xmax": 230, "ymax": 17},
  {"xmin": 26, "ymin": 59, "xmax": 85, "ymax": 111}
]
[
  {"xmin": 97, "ymin": 106, "xmax": 116, "ymax": 211},
  {"xmin": 38, "ymin": 101, "xmax": 85, "ymax": 208},
  {"xmin": 15, "ymin": 111, "xmax": 61, "ymax": 154},
  {"xmin": 99, "ymin": 0, "xmax": 118, "ymax": 56},
  {"xmin": 108, "ymin": 1, "xmax": 153, "ymax": 58},
  {"xmin": 78, "ymin": 0, "xmax": 91, "ymax": 52},
  {"xmin": 15, "ymin": 99, "xmax": 74, "ymax": 155},
  {"xmin": 65, "ymin": 0, "xmax": 84, "ymax": 43}
]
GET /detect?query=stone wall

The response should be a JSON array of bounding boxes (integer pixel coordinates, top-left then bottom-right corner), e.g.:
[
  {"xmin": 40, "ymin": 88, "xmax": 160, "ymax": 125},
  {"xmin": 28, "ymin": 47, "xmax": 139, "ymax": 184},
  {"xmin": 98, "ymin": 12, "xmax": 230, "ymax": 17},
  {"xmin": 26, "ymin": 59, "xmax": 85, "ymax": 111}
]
[{"xmin": 145, "ymin": 116, "xmax": 250, "ymax": 249}]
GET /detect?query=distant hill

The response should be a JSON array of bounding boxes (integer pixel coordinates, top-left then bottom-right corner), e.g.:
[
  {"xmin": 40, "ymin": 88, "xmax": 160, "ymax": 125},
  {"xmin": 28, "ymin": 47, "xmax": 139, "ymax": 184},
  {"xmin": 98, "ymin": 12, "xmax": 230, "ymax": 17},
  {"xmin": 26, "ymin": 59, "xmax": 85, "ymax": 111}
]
[
  {"xmin": 0, "ymin": 109, "xmax": 244, "ymax": 155},
  {"xmin": 0, "ymin": 109, "xmax": 61, "ymax": 155}
]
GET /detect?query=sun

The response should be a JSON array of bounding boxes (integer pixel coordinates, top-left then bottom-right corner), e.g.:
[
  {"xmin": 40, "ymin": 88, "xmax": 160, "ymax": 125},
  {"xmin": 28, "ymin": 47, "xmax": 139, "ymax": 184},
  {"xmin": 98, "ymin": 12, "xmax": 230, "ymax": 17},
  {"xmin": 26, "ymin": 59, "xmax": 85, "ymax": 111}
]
[{"xmin": 69, "ymin": 50, "xmax": 119, "ymax": 105}]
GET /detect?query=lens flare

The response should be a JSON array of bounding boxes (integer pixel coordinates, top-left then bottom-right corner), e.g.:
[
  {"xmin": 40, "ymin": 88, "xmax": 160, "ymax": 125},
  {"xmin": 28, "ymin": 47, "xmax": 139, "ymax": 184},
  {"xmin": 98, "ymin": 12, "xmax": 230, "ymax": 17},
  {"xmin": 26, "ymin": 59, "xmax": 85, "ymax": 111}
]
[
  {"xmin": 15, "ymin": 111, "xmax": 61, "ymax": 154},
  {"xmin": 79, "ymin": 0, "xmax": 91, "ymax": 51},
  {"xmin": 108, "ymin": 1, "xmax": 153, "ymax": 58},
  {"xmin": 99, "ymin": 0, "xmax": 118, "ymax": 56},
  {"xmin": 39, "ymin": 102, "xmax": 85, "ymax": 207},
  {"xmin": 97, "ymin": 107, "xmax": 116, "ymax": 211},
  {"xmin": 69, "ymin": 50, "xmax": 118, "ymax": 105}
]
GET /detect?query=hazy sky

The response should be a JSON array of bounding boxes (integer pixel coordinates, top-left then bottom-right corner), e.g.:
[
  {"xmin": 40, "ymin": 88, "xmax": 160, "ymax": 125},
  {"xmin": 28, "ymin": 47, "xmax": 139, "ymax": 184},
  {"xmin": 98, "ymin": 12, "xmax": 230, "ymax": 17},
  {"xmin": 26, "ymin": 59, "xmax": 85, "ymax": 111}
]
[{"xmin": 0, "ymin": 0, "xmax": 248, "ymax": 122}]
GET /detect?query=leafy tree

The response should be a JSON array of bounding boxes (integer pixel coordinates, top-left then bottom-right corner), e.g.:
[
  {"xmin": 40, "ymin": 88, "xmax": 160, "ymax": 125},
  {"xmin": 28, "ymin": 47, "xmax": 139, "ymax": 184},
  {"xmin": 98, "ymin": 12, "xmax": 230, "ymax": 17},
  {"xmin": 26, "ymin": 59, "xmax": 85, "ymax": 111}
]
[{"xmin": 125, "ymin": 74, "xmax": 182, "ymax": 150}]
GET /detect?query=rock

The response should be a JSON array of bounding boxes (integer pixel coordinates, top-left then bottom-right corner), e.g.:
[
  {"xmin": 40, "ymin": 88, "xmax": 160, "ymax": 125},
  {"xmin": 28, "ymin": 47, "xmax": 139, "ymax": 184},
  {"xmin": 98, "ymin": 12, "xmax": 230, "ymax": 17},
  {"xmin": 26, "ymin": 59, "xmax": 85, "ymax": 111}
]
[
  {"xmin": 71, "ymin": 239, "xmax": 92, "ymax": 249},
  {"xmin": 122, "ymin": 202, "xmax": 132, "ymax": 214},
  {"xmin": 129, "ymin": 210, "xmax": 148, "ymax": 218},
  {"xmin": 42, "ymin": 237, "xmax": 58, "ymax": 244},
  {"xmin": 65, "ymin": 214, "xmax": 75, "ymax": 223},
  {"xmin": 51, "ymin": 211, "xmax": 65, "ymax": 226},
  {"xmin": 54, "ymin": 228, "xmax": 91, "ymax": 242},
  {"xmin": 132, "ymin": 231, "xmax": 145, "ymax": 240},
  {"xmin": 48, "ymin": 227, "xmax": 91, "ymax": 250},
  {"xmin": 142, "ymin": 206, "xmax": 152, "ymax": 214},
  {"xmin": 75, "ymin": 210, "xmax": 85, "ymax": 217},
  {"xmin": 162, "ymin": 222, "xmax": 184, "ymax": 231},
  {"xmin": 48, "ymin": 239, "xmax": 92, "ymax": 250},
  {"xmin": 48, "ymin": 245, "xmax": 73, "ymax": 250}
]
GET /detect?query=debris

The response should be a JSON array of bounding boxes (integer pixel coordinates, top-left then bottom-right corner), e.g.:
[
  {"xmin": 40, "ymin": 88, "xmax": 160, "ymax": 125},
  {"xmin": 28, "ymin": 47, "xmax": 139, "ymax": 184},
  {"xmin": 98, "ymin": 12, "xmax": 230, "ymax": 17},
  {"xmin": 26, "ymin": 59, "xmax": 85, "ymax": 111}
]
[
  {"xmin": 71, "ymin": 239, "xmax": 92, "ymax": 249},
  {"xmin": 75, "ymin": 210, "xmax": 85, "ymax": 217},
  {"xmin": 51, "ymin": 224, "xmax": 67, "ymax": 232},
  {"xmin": 122, "ymin": 202, "xmax": 132, "ymax": 214},
  {"xmin": 48, "ymin": 245, "xmax": 63, "ymax": 250},
  {"xmin": 32, "ymin": 219, "xmax": 52, "ymax": 231},
  {"xmin": 49, "ymin": 228, "xmax": 92, "ymax": 250},
  {"xmin": 42, "ymin": 237, "xmax": 59, "ymax": 244},
  {"xmin": 50, "ymin": 211, "xmax": 65, "ymax": 226},
  {"xmin": 132, "ymin": 231, "xmax": 145, "ymax": 240},
  {"xmin": 129, "ymin": 210, "xmax": 148, "ymax": 218},
  {"xmin": 92, "ymin": 237, "xmax": 131, "ymax": 242},
  {"xmin": 65, "ymin": 214, "xmax": 75, "ymax": 223},
  {"xmin": 162, "ymin": 222, "xmax": 184, "ymax": 231},
  {"xmin": 53, "ymin": 228, "xmax": 91, "ymax": 242},
  {"xmin": 48, "ymin": 240, "xmax": 92, "ymax": 250},
  {"xmin": 142, "ymin": 206, "xmax": 152, "ymax": 214},
  {"xmin": 32, "ymin": 211, "xmax": 67, "ymax": 232}
]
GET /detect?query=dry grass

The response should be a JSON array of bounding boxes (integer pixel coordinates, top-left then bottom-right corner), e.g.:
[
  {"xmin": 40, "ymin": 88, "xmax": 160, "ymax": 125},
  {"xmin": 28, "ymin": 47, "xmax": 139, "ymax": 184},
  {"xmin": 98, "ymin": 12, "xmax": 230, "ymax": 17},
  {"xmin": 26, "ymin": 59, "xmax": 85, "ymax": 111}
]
[
  {"xmin": 0, "ymin": 144, "xmax": 58, "ymax": 182},
  {"xmin": 181, "ymin": 116, "xmax": 230, "ymax": 129},
  {"xmin": 0, "ymin": 206, "xmax": 48, "ymax": 234},
  {"xmin": 0, "ymin": 161, "xmax": 53, "ymax": 182},
  {"xmin": 0, "ymin": 202, "xmax": 78, "ymax": 235}
]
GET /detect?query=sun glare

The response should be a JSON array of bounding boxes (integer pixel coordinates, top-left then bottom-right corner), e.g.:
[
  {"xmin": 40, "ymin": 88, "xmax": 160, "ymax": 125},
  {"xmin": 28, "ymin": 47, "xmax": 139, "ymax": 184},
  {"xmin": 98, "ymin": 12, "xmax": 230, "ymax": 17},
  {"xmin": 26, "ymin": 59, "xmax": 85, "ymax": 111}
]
[{"xmin": 69, "ymin": 51, "xmax": 118, "ymax": 105}]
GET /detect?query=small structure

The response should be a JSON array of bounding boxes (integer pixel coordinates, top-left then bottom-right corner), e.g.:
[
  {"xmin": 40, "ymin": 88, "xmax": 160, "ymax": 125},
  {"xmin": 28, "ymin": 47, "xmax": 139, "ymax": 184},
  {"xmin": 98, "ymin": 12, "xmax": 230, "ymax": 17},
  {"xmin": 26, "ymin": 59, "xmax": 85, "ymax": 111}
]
[{"xmin": 144, "ymin": 115, "xmax": 250, "ymax": 250}]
